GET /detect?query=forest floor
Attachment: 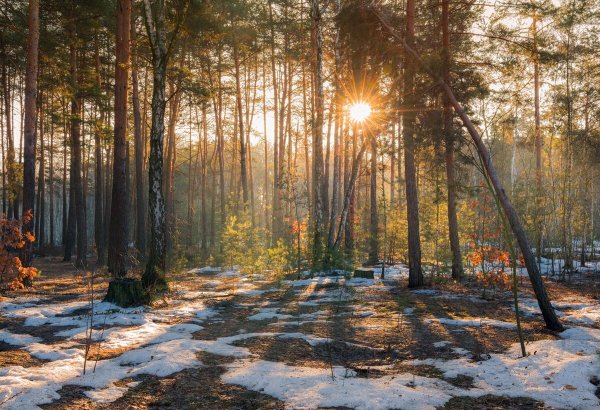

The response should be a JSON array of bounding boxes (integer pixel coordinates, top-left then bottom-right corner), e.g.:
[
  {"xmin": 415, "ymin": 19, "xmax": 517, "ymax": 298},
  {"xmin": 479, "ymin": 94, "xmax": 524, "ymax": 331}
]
[{"xmin": 1, "ymin": 257, "xmax": 599, "ymax": 410}]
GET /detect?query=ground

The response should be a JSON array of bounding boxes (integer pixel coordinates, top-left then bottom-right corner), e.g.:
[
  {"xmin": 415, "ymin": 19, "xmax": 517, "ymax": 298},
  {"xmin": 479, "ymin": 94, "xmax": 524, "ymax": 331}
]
[{"xmin": 0, "ymin": 257, "xmax": 599, "ymax": 410}]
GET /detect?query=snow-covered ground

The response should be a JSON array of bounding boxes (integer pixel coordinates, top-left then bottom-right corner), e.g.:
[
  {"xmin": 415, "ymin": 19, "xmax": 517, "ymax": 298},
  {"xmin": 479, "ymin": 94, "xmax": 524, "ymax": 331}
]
[{"xmin": 0, "ymin": 265, "xmax": 599, "ymax": 409}]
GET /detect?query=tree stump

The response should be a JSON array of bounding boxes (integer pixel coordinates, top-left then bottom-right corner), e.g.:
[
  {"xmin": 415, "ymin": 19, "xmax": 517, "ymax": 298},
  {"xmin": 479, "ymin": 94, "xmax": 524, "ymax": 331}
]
[
  {"xmin": 104, "ymin": 278, "xmax": 146, "ymax": 307},
  {"xmin": 353, "ymin": 268, "xmax": 375, "ymax": 279}
]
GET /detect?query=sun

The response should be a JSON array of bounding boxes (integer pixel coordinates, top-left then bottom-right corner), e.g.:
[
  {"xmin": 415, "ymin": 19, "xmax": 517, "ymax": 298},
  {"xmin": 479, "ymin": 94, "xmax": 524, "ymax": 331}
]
[{"xmin": 349, "ymin": 102, "xmax": 372, "ymax": 123}]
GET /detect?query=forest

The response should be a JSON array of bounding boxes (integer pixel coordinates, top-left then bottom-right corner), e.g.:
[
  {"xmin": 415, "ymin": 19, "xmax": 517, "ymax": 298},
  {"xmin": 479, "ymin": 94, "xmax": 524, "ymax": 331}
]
[{"xmin": 0, "ymin": 0, "xmax": 599, "ymax": 408}]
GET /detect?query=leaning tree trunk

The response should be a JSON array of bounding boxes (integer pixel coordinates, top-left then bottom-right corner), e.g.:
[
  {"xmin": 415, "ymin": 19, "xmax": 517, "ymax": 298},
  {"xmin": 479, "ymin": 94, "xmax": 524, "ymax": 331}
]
[{"xmin": 371, "ymin": 6, "xmax": 563, "ymax": 331}]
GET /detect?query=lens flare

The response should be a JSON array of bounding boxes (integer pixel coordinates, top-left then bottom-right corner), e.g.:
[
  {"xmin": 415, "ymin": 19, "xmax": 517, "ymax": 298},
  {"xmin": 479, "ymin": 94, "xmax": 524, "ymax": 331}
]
[{"xmin": 349, "ymin": 102, "xmax": 372, "ymax": 123}]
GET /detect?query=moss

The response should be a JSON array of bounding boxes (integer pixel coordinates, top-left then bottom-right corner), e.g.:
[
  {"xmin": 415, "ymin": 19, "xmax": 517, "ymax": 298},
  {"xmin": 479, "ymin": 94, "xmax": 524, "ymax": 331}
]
[
  {"xmin": 104, "ymin": 278, "xmax": 147, "ymax": 307},
  {"xmin": 142, "ymin": 263, "xmax": 169, "ymax": 297}
]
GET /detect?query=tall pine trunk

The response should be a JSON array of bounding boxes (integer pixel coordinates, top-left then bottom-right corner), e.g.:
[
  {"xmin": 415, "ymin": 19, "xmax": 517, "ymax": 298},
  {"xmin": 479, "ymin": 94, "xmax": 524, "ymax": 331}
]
[
  {"xmin": 442, "ymin": 0, "xmax": 463, "ymax": 279},
  {"xmin": 311, "ymin": 0, "xmax": 325, "ymax": 268},
  {"xmin": 402, "ymin": 0, "xmax": 423, "ymax": 287},
  {"xmin": 22, "ymin": 0, "xmax": 40, "ymax": 266},
  {"xmin": 131, "ymin": 11, "xmax": 146, "ymax": 259},
  {"xmin": 108, "ymin": 0, "xmax": 131, "ymax": 277},
  {"xmin": 68, "ymin": 33, "xmax": 87, "ymax": 268},
  {"xmin": 94, "ymin": 35, "xmax": 106, "ymax": 266}
]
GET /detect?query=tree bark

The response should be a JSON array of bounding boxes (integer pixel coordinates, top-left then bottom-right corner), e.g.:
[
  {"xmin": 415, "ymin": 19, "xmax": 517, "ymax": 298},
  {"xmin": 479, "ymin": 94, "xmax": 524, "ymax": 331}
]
[
  {"xmin": 22, "ymin": 0, "xmax": 40, "ymax": 264},
  {"xmin": 108, "ymin": 0, "xmax": 131, "ymax": 278},
  {"xmin": 37, "ymin": 96, "xmax": 45, "ymax": 249},
  {"xmin": 532, "ymin": 13, "xmax": 543, "ymax": 263},
  {"xmin": 368, "ymin": 134, "xmax": 378, "ymax": 264},
  {"xmin": 269, "ymin": 0, "xmax": 281, "ymax": 243},
  {"xmin": 442, "ymin": 0, "xmax": 463, "ymax": 279},
  {"xmin": 94, "ymin": 35, "xmax": 106, "ymax": 266},
  {"xmin": 131, "ymin": 10, "xmax": 146, "ymax": 258},
  {"xmin": 233, "ymin": 42, "xmax": 249, "ymax": 209},
  {"xmin": 65, "ymin": 16, "xmax": 87, "ymax": 268},
  {"xmin": 1, "ymin": 37, "xmax": 17, "ymax": 220},
  {"xmin": 141, "ymin": 0, "xmax": 170, "ymax": 293},
  {"xmin": 49, "ymin": 94, "xmax": 55, "ymax": 247},
  {"xmin": 311, "ymin": 0, "xmax": 325, "ymax": 268},
  {"xmin": 402, "ymin": 0, "xmax": 424, "ymax": 287}
]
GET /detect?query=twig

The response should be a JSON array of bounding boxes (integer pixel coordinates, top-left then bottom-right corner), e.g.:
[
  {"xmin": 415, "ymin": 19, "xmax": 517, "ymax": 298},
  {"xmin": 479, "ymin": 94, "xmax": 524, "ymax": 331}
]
[{"xmin": 83, "ymin": 270, "xmax": 94, "ymax": 375}]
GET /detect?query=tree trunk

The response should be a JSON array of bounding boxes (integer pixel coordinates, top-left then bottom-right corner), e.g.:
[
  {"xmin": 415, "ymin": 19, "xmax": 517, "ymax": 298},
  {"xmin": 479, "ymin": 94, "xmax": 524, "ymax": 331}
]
[
  {"xmin": 269, "ymin": 0, "xmax": 281, "ymax": 243},
  {"xmin": 165, "ymin": 81, "xmax": 181, "ymax": 253},
  {"xmin": 442, "ymin": 0, "xmax": 463, "ymax": 279},
  {"xmin": 141, "ymin": 0, "xmax": 169, "ymax": 293},
  {"xmin": 334, "ymin": 140, "xmax": 367, "ymax": 250},
  {"xmin": 233, "ymin": 42, "xmax": 249, "ymax": 209},
  {"xmin": 1, "ymin": 37, "xmax": 17, "ymax": 220},
  {"xmin": 533, "ymin": 13, "xmax": 543, "ymax": 264},
  {"xmin": 368, "ymin": 135, "xmax": 378, "ymax": 264},
  {"xmin": 402, "ymin": 0, "xmax": 423, "ymax": 287},
  {"xmin": 36, "ymin": 96, "xmax": 45, "ymax": 250},
  {"xmin": 311, "ymin": 0, "xmax": 325, "ymax": 268},
  {"xmin": 328, "ymin": 3, "xmax": 342, "ymax": 250},
  {"xmin": 94, "ymin": 35, "xmax": 105, "ymax": 266},
  {"xmin": 108, "ymin": 0, "xmax": 131, "ymax": 278},
  {"xmin": 49, "ymin": 95, "xmax": 55, "ymax": 247},
  {"xmin": 131, "ymin": 10, "xmax": 146, "ymax": 259},
  {"xmin": 22, "ymin": 0, "xmax": 40, "ymax": 265},
  {"xmin": 61, "ymin": 106, "xmax": 68, "ymax": 247},
  {"xmin": 69, "ymin": 36, "xmax": 87, "ymax": 268}
]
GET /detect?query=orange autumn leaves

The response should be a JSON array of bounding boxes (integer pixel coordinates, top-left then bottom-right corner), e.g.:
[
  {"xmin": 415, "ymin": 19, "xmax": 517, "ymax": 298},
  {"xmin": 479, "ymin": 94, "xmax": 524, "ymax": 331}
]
[
  {"xmin": 468, "ymin": 244, "xmax": 511, "ymax": 290},
  {"xmin": 0, "ymin": 211, "xmax": 40, "ymax": 290},
  {"xmin": 467, "ymin": 193, "xmax": 524, "ymax": 292}
]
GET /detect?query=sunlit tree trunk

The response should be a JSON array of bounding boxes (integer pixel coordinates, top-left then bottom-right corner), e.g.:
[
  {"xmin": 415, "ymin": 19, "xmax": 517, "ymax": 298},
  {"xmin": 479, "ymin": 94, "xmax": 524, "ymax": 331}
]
[
  {"xmin": 131, "ymin": 11, "xmax": 146, "ymax": 258},
  {"xmin": 532, "ymin": 13, "xmax": 543, "ymax": 264},
  {"xmin": 311, "ymin": 0, "xmax": 325, "ymax": 268},
  {"xmin": 233, "ymin": 42, "xmax": 249, "ymax": 210},
  {"xmin": 269, "ymin": 0, "xmax": 281, "ymax": 243}
]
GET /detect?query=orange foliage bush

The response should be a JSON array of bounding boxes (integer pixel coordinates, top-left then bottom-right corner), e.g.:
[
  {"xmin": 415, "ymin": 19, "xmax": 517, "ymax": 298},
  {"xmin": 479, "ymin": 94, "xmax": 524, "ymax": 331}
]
[
  {"xmin": 0, "ymin": 211, "xmax": 40, "ymax": 290},
  {"xmin": 469, "ymin": 244, "xmax": 511, "ymax": 291}
]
